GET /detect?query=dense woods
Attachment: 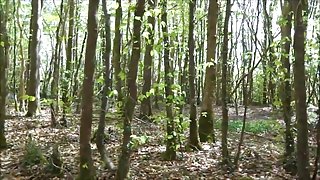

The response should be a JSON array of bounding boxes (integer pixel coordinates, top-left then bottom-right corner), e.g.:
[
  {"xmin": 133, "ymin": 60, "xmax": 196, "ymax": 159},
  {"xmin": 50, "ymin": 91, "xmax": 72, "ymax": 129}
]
[{"xmin": 0, "ymin": 0, "xmax": 320, "ymax": 179}]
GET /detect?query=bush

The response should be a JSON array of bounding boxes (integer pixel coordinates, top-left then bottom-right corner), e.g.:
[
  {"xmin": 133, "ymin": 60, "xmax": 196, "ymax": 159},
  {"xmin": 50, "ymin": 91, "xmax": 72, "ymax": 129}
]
[{"xmin": 22, "ymin": 135, "xmax": 47, "ymax": 167}]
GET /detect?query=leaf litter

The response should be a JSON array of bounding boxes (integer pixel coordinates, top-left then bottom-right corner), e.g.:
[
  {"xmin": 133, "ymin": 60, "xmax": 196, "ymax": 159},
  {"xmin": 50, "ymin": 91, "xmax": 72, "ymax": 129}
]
[{"xmin": 0, "ymin": 106, "xmax": 301, "ymax": 179}]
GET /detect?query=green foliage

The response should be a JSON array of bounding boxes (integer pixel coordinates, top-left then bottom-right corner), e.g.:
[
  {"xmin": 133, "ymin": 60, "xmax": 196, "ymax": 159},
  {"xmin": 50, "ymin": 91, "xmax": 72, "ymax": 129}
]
[
  {"xmin": 20, "ymin": 95, "xmax": 36, "ymax": 102},
  {"xmin": 22, "ymin": 136, "xmax": 47, "ymax": 167},
  {"xmin": 130, "ymin": 134, "xmax": 150, "ymax": 149},
  {"xmin": 215, "ymin": 119, "xmax": 281, "ymax": 134}
]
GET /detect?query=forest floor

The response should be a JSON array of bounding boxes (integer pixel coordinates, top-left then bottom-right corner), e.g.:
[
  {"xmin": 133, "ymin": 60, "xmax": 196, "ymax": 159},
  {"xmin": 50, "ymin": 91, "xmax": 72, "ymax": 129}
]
[{"xmin": 0, "ymin": 105, "xmax": 313, "ymax": 179}]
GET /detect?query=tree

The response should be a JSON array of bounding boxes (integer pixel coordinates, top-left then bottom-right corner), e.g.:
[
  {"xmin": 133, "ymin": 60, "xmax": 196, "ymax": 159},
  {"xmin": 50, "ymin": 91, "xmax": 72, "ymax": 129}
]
[
  {"xmin": 161, "ymin": 0, "xmax": 177, "ymax": 160},
  {"xmin": 313, "ymin": 48, "xmax": 320, "ymax": 179},
  {"xmin": 62, "ymin": 0, "xmax": 75, "ymax": 119},
  {"xmin": 188, "ymin": 0, "xmax": 201, "ymax": 150},
  {"xmin": 198, "ymin": 0, "xmax": 218, "ymax": 142},
  {"xmin": 26, "ymin": 0, "xmax": 43, "ymax": 117},
  {"xmin": 292, "ymin": 0, "xmax": 310, "ymax": 179},
  {"xmin": 112, "ymin": 0, "xmax": 124, "ymax": 107},
  {"xmin": 50, "ymin": 0, "xmax": 65, "ymax": 116},
  {"xmin": 140, "ymin": 0, "xmax": 156, "ymax": 119},
  {"xmin": 116, "ymin": 0, "xmax": 145, "ymax": 179},
  {"xmin": 78, "ymin": 0, "xmax": 99, "ymax": 179},
  {"xmin": 95, "ymin": 0, "xmax": 115, "ymax": 171},
  {"xmin": 0, "ymin": 0, "xmax": 9, "ymax": 149},
  {"xmin": 221, "ymin": 0, "xmax": 231, "ymax": 164},
  {"xmin": 279, "ymin": 0, "xmax": 295, "ymax": 174}
]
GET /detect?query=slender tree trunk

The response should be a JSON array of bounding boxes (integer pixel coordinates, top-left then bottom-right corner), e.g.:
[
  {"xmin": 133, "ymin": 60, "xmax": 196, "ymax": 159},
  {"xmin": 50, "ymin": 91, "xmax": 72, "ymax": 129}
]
[
  {"xmin": 221, "ymin": 0, "xmax": 231, "ymax": 164},
  {"xmin": 198, "ymin": 0, "xmax": 218, "ymax": 142},
  {"xmin": 26, "ymin": 0, "xmax": 42, "ymax": 117},
  {"xmin": 62, "ymin": 0, "xmax": 75, "ymax": 118},
  {"xmin": 140, "ymin": 0, "xmax": 156, "ymax": 119},
  {"xmin": 293, "ymin": 0, "xmax": 310, "ymax": 179},
  {"xmin": 112, "ymin": 0, "xmax": 124, "ymax": 107},
  {"xmin": 188, "ymin": 0, "xmax": 201, "ymax": 150},
  {"xmin": 95, "ymin": 0, "xmax": 115, "ymax": 171},
  {"xmin": 72, "ymin": 32, "xmax": 86, "ymax": 99},
  {"xmin": 12, "ymin": 0, "xmax": 18, "ymax": 111},
  {"xmin": 279, "ymin": 0, "xmax": 296, "ymax": 174},
  {"xmin": 154, "ymin": 18, "xmax": 163, "ymax": 109},
  {"xmin": 160, "ymin": 0, "xmax": 177, "ymax": 160},
  {"xmin": 78, "ymin": 0, "xmax": 99, "ymax": 179},
  {"xmin": 17, "ymin": 0, "xmax": 26, "ymax": 112},
  {"xmin": 50, "ymin": 0, "xmax": 64, "ymax": 117},
  {"xmin": 116, "ymin": 0, "xmax": 145, "ymax": 179}
]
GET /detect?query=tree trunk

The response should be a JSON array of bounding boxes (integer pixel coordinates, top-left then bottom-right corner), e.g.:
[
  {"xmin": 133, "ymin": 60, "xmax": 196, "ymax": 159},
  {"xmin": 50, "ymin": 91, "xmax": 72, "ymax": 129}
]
[
  {"xmin": 26, "ymin": 0, "xmax": 42, "ymax": 117},
  {"xmin": 78, "ymin": 0, "xmax": 99, "ymax": 179},
  {"xmin": 221, "ymin": 0, "xmax": 231, "ymax": 164},
  {"xmin": 188, "ymin": 0, "xmax": 201, "ymax": 150},
  {"xmin": 313, "ymin": 50, "xmax": 320, "ymax": 180},
  {"xmin": 96, "ymin": 0, "xmax": 115, "ymax": 171},
  {"xmin": 116, "ymin": 0, "xmax": 145, "ymax": 179},
  {"xmin": 140, "ymin": 0, "xmax": 155, "ymax": 119},
  {"xmin": 198, "ymin": 0, "xmax": 218, "ymax": 142},
  {"xmin": 50, "ymin": 0, "xmax": 65, "ymax": 119},
  {"xmin": 293, "ymin": 0, "xmax": 310, "ymax": 179},
  {"xmin": 0, "ymin": 0, "xmax": 9, "ymax": 149},
  {"xmin": 62, "ymin": 0, "xmax": 75, "ymax": 118},
  {"xmin": 160, "ymin": 0, "xmax": 177, "ymax": 161},
  {"xmin": 279, "ymin": 0, "xmax": 296, "ymax": 174},
  {"xmin": 112, "ymin": 0, "xmax": 124, "ymax": 106},
  {"xmin": 16, "ymin": 0, "xmax": 26, "ymax": 112}
]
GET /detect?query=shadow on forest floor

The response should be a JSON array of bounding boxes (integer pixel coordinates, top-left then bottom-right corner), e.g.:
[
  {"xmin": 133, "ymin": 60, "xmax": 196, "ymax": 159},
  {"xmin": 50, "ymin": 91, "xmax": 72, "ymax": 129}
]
[{"xmin": 0, "ymin": 106, "xmax": 304, "ymax": 179}]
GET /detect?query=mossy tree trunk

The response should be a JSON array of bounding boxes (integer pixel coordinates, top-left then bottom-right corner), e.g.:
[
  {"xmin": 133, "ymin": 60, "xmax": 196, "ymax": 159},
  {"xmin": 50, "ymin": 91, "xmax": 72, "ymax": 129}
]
[
  {"xmin": 161, "ymin": 0, "xmax": 176, "ymax": 160},
  {"xmin": 279, "ymin": 0, "xmax": 296, "ymax": 174},
  {"xmin": 78, "ymin": 0, "xmax": 99, "ymax": 179},
  {"xmin": 198, "ymin": 0, "xmax": 218, "ymax": 143}
]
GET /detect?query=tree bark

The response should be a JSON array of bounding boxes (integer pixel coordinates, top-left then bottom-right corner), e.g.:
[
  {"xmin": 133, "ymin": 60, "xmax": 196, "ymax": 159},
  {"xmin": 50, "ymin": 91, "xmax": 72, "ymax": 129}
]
[
  {"xmin": 313, "ymin": 48, "xmax": 320, "ymax": 180},
  {"xmin": 62, "ymin": 0, "xmax": 75, "ymax": 118},
  {"xmin": 279, "ymin": 0, "xmax": 296, "ymax": 174},
  {"xmin": 96, "ymin": 0, "xmax": 115, "ymax": 171},
  {"xmin": 0, "ymin": 0, "xmax": 9, "ymax": 149},
  {"xmin": 221, "ymin": 0, "xmax": 231, "ymax": 164},
  {"xmin": 26, "ymin": 0, "xmax": 42, "ymax": 117},
  {"xmin": 78, "ymin": 0, "xmax": 99, "ymax": 179},
  {"xmin": 292, "ymin": 0, "xmax": 310, "ymax": 179},
  {"xmin": 140, "ymin": 0, "xmax": 156, "ymax": 119},
  {"xmin": 188, "ymin": 0, "xmax": 201, "ymax": 150},
  {"xmin": 160, "ymin": 0, "xmax": 177, "ymax": 161},
  {"xmin": 112, "ymin": 0, "xmax": 124, "ymax": 106},
  {"xmin": 116, "ymin": 0, "xmax": 145, "ymax": 179},
  {"xmin": 198, "ymin": 0, "xmax": 218, "ymax": 142}
]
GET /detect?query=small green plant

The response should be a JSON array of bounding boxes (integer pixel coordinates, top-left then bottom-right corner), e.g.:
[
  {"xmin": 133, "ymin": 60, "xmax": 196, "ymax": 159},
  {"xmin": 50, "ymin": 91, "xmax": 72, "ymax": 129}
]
[
  {"xmin": 130, "ymin": 134, "xmax": 150, "ymax": 149},
  {"xmin": 22, "ymin": 135, "xmax": 47, "ymax": 167}
]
